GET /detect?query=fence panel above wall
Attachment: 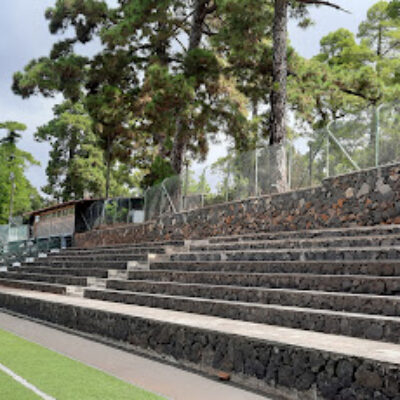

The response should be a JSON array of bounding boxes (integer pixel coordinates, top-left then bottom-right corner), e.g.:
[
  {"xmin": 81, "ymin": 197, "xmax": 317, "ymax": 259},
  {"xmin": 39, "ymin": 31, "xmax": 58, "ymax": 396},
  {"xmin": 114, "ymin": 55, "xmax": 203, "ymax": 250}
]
[
  {"xmin": 0, "ymin": 224, "xmax": 29, "ymax": 244},
  {"xmin": 75, "ymin": 198, "xmax": 145, "ymax": 232},
  {"xmin": 142, "ymin": 102, "xmax": 400, "ymax": 221}
]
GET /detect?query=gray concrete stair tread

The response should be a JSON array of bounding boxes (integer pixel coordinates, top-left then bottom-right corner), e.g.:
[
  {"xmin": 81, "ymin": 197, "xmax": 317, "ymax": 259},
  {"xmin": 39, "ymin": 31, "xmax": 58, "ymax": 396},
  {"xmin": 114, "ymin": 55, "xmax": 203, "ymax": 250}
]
[
  {"xmin": 130, "ymin": 270, "xmax": 400, "ymax": 279},
  {"xmin": 108, "ymin": 275, "xmax": 400, "ymax": 296},
  {"xmin": 0, "ymin": 279, "xmax": 66, "ymax": 288},
  {"xmin": 65, "ymin": 245, "xmax": 169, "ymax": 251},
  {"xmin": 1, "ymin": 271, "xmax": 86, "ymax": 280},
  {"xmin": 86, "ymin": 287, "xmax": 400, "ymax": 317},
  {"xmin": 87, "ymin": 285, "xmax": 400, "ymax": 317},
  {"xmin": 191, "ymin": 234, "xmax": 400, "ymax": 250},
  {"xmin": 152, "ymin": 260, "xmax": 400, "ymax": 266},
  {"xmin": 112, "ymin": 274, "xmax": 400, "ymax": 284},
  {"xmin": 208, "ymin": 225, "xmax": 400, "ymax": 243},
  {"xmin": 24, "ymin": 260, "xmax": 127, "ymax": 267},
  {"xmin": 70, "ymin": 240, "xmax": 185, "ymax": 251},
  {"xmin": 59, "ymin": 247, "xmax": 166, "ymax": 255},
  {"xmin": 176, "ymin": 245, "xmax": 400, "ymax": 255},
  {"xmin": 149, "ymin": 260, "xmax": 400, "ymax": 275},
  {"xmin": 85, "ymin": 289, "xmax": 400, "ymax": 343},
  {"xmin": 172, "ymin": 246, "xmax": 400, "ymax": 262},
  {"xmin": 0, "ymin": 272, "xmax": 87, "ymax": 286},
  {"xmin": 9, "ymin": 267, "xmax": 108, "ymax": 278},
  {"xmin": 66, "ymin": 286, "xmax": 85, "ymax": 298},
  {"xmin": 47, "ymin": 255, "xmax": 146, "ymax": 260},
  {"xmin": 0, "ymin": 280, "xmax": 66, "ymax": 293},
  {"xmin": 1, "ymin": 286, "xmax": 400, "ymax": 366},
  {"xmin": 106, "ymin": 279, "xmax": 400, "ymax": 315}
]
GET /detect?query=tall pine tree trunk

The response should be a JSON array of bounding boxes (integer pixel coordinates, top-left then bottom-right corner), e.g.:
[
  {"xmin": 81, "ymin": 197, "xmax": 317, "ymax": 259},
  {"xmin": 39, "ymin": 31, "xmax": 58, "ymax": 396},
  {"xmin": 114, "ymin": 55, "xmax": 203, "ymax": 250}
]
[
  {"xmin": 105, "ymin": 134, "xmax": 112, "ymax": 199},
  {"xmin": 171, "ymin": 0, "xmax": 210, "ymax": 176},
  {"xmin": 171, "ymin": 0, "xmax": 212, "ymax": 210},
  {"xmin": 269, "ymin": 0, "xmax": 288, "ymax": 193}
]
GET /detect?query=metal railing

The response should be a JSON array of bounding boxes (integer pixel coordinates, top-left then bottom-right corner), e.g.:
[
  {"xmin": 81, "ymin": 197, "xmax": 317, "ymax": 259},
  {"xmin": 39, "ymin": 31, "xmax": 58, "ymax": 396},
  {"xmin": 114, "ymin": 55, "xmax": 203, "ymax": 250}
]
[{"xmin": 0, "ymin": 235, "xmax": 72, "ymax": 267}]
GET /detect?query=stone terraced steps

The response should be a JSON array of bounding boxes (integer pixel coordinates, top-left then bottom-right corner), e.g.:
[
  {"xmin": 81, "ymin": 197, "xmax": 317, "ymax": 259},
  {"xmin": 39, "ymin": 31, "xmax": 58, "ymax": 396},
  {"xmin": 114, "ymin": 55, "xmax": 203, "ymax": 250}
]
[
  {"xmin": 107, "ymin": 278, "xmax": 400, "ymax": 302},
  {"xmin": 6, "ymin": 240, "xmax": 187, "ymax": 295},
  {"xmin": 171, "ymin": 246, "xmax": 400, "ymax": 262},
  {"xmin": 68, "ymin": 240, "xmax": 185, "ymax": 251},
  {"xmin": 124, "ymin": 270, "xmax": 400, "ymax": 294},
  {"xmin": 0, "ymin": 272, "xmax": 87, "ymax": 286},
  {"xmin": 8, "ymin": 266, "xmax": 109, "ymax": 278},
  {"xmin": 0, "ymin": 278, "xmax": 66, "ymax": 294},
  {"xmin": 86, "ymin": 286, "xmax": 400, "ymax": 317},
  {"xmin": 24, "ymin": 260, "xmax": 129, "ymax": 269},
  {"xmin": 1, "ymin": 287, "xmax": 399, "ymax": 400},
  {"xmin": 190, "ymin": 235, "xmax": 400, "ymax": 251},
  {"xmin": 84, "ymin": 288, "xmax": 400, "ymax": 343},
  {"xmin": 44, "ymin": 254, "xmax": 149, "ymax": 262},
  {"xmin": 207, "ymin": 225, "xmax": 400, "ymax": 243},
  {"xmin": 149, "ymin": 260, "xmax": 400, "ymax": 275},
  {"xmin": 2, "ymin": 226, "xmax": 400, "ymax": 398},
  {"xmin": 63, "ymin": 247, "xmax": 167, "ymax": 255}
]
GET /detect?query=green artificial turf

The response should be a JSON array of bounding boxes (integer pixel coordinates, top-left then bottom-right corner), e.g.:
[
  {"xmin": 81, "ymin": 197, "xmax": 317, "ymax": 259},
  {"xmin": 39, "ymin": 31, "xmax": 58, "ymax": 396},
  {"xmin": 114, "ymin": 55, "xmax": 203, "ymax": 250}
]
[
  {"xmin": 0, "ymin": 329, "xmax": 165, "ymax": 400},
  {"xmin": 0, "ymin": 370, "xmax": 40, "ymax": 400}
]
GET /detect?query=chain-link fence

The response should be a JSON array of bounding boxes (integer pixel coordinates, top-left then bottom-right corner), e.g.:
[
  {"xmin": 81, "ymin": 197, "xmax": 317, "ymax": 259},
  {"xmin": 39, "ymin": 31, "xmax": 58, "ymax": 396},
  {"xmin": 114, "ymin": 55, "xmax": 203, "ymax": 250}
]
[
  {"xmin": 1, "ymin": 197, "xmax": 146, "ymax": 264},
  {"xmin": 75, "ymin": 198, "xmax": 145, "ymax": 233},
  {"xmin": 0, "ymin": 236, "xmax": 73, "ymax": 268},
  {"xmin": 144, "ymin": 176, "xmax": 182, "ymax": 221},
  {"xmin": 0, "ymin": 221, "xmax": 72, "ymax": 267},
  {"xmin": 2, "ymin": 105, "xmax": 399, "ymax": 230},
  {"xmin": 0, "ymin": 225, "xmax": 28, "ymax": 244},
  {"xmin": 144, "ymin": 103, "xmax": 400, "ymax": 221}
]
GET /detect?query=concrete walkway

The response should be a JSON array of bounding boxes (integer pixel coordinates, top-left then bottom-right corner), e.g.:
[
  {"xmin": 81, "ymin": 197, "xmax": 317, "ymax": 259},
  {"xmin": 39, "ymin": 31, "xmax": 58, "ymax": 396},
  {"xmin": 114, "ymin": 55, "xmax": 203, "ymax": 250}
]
[{"xmin": 0, "ymin": 312, "xmax": 268, "ymax": 400}]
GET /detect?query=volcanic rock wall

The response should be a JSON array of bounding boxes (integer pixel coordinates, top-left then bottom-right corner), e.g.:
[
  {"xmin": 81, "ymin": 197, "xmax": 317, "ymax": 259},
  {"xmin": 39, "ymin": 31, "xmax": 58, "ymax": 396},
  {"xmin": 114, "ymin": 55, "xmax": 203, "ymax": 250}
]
[{"xmin": 75, "ymin": 163, "xmax": 400, "ymax": 248}]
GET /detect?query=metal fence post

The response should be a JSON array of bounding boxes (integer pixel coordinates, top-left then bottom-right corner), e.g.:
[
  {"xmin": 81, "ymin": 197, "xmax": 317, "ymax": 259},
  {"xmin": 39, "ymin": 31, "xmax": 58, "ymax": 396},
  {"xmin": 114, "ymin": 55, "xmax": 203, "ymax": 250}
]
[
  {"xmin": 326, "ymin": 134, "xmax": 330, "ymax": 178},
  {"xmin": 201, "ymin": 167, "xmax": 208, "ymax": 208},
  {"xmin": 375, "ymin": 104, "xmax": 384, "ymax": 167},
  {"xmin": 225, "ymin": 159, "xmax": 231, "ymax": 202},
  {"xmin": 184, "ymin": 161, "xmax": 189, "ymax": 211},
  {"xmin": 255, "ymin": 148, "xmax": 259, "ymax": 197},
  {"xmin": 327, "ymin": 122, "xmax": 360, "ymax": 171},
  {"xmin": 144, "ymin": 188, "xmax": 149, "ymax": 221},
  {"xmin": 288, "ymin": 143, "xmax": 293, "ymax": 189},
  {"xmin": 309, "ymin": 148, "xmax": 312, "ymax": 187}
]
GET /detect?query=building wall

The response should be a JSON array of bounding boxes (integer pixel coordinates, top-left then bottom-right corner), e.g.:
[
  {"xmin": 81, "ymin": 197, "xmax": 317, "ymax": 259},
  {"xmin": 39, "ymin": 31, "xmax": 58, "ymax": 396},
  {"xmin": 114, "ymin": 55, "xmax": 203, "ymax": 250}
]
[
  {"xmin": 33, "ymin": 206, "xmax": 75, "ymax": 238},
  {"xmin": 74, "ymin": 163, "xmax": 400, "ymax": 248}
]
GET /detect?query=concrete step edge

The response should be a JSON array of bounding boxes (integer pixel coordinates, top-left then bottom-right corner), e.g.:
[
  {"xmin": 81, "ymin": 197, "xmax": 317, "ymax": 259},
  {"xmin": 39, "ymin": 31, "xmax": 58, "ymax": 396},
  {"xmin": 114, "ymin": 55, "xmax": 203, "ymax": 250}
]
[{"xmin": 207, "ymin": 224, "xmax": 400, "ymax": 242}]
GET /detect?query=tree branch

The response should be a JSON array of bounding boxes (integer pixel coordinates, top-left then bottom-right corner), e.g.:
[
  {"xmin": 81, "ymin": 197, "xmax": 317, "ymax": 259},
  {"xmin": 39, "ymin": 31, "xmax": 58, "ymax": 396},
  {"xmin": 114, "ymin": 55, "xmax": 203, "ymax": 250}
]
[
  {"xmin": 382, "ymin": 40, "xmax": 400, "ymax": 56},
  {"xmin": 202, "ymin": 22, "xmax": 217, "ymax": 36},
  {"xmin": 334, "ymin": 81, "xmax": 382, "ymax": 104},
  {"xmin": 296, "ymin": 0, "xmax": 350, "ymax": 13},
  {"xmin": 173, "ymin": 36, "xmax": 188, "ymax": 52},
  {"xmin": 205, "ymin": 3, "xmax": 217, "ymax": 15}
]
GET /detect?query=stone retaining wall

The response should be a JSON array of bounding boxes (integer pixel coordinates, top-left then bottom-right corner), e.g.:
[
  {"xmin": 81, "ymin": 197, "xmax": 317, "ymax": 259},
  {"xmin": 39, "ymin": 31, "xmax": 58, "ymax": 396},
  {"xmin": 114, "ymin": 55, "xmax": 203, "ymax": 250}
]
[
  {"xmin": 75, "ymin": 163, "xmax": 400, "ymax": 248},
  {"xmin": 0, "ymin": 293, "xmax": 399, "ymax": 400}
]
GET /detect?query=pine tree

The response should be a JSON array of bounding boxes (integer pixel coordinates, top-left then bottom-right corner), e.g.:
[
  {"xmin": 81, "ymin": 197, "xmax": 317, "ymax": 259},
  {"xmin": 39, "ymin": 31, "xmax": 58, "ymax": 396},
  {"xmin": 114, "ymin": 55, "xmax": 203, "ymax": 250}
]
[
  {"xmin": 269, "ymin": 0, "xmax": 347, "ymax": 192},
  {"xmin": 35, "ymin": 101, "xmax": 106, "ymax": 201},
  {"xmin": 12, "ymin": 0, "xmax": 250, "ymax": 194},
  {"xmin": 310, "ymin": 1, "xmax": 400, "ymax": 169},
  {"xmin": 0, "ymin": 122, "xmax": 42, "ymax": 224},
  {"xmin": 35, "ymin": 100, "xmax": 140, "ymax": 201},
  {"xmin": 358, "ymin": 1, "xmax": 400, "ymax": 162}
]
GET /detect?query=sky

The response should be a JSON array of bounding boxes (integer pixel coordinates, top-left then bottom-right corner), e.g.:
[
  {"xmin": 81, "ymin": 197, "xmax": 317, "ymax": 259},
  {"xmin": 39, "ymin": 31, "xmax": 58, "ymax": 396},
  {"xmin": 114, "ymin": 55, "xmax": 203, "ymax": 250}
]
[{"xmin": 0, "ymin": 0, "xmax": 379, "ymax": 194}]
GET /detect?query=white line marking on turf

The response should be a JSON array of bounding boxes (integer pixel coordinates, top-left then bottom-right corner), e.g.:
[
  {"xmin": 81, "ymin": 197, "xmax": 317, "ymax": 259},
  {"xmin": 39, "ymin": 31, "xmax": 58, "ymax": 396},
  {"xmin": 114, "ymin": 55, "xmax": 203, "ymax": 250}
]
[{"xmin": 0, "ymin": 362, "xmax": 56, "ymax": 400}]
